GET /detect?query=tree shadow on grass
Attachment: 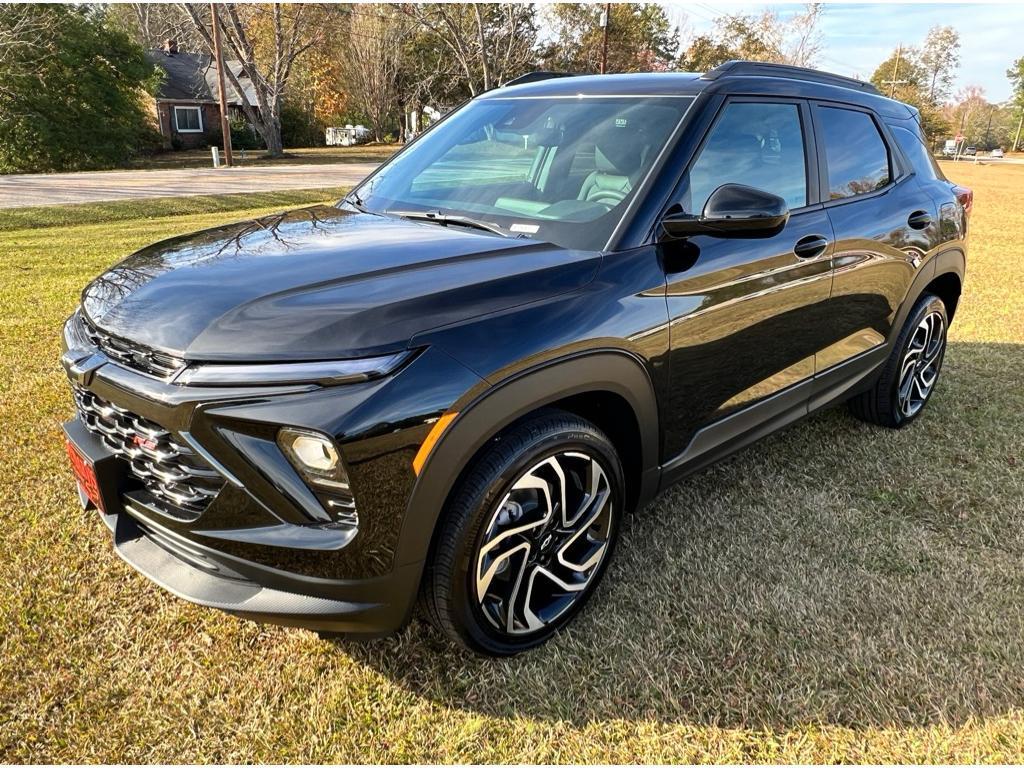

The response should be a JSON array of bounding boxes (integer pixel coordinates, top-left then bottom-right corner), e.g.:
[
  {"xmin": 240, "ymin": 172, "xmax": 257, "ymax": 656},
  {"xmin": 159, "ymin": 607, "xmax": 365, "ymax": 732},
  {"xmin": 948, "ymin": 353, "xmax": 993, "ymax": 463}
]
[{"xmin": 334, "ymin": 342, "xmax": 1024, "ymax": 729}]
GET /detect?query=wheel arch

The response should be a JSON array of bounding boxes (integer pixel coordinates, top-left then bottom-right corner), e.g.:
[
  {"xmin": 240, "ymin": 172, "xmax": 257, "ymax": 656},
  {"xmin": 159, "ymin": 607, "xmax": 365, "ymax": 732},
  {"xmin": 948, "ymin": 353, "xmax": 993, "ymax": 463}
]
[
  {"xmin": 394, "ymin": 350, "xmax": 661, "ymax": 567},
  {"xmin": 924, "ymin": 270, "xmax": 962, "ymax": 322},
  {"xmin": 892, "ymin": 247, "xmax": 965, "ymax": 345}
]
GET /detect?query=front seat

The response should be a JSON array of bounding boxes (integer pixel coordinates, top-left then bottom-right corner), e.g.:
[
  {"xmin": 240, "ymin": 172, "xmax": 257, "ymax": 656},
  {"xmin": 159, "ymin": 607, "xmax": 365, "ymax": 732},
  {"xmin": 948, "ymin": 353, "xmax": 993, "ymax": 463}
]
[{"xmin": 578, "ymin": 126, "xmax": 645, "ymax": 208}]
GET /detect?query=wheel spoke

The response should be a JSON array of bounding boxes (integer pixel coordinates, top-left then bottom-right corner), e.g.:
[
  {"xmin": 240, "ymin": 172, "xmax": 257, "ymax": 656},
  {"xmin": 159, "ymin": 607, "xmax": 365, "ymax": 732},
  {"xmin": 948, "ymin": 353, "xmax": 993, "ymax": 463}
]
[
  {"xmin": 476, "ymin": 537, "xmax": 532, "ymax": 599},
  {"xmin": 556, "ymin": 487, "xmax": 610, "ymax": 573},
  {"xmin": 562, "ymin": 451, "xmax": 606, "ymax": 527},
  {"xmin": 912, "ymin": 372, "xmax": 928, "ymax": 401},
  {"xmin": 898, "ymin": 363, "xmax": 916, "ymax": 407}
]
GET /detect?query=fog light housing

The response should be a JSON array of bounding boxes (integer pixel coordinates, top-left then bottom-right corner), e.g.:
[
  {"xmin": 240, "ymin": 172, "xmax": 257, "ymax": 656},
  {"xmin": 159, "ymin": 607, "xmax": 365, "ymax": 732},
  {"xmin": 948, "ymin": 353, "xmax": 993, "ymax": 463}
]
[{"xmin": 278, "ymin": 427, "xmax": 350, "ymax": 491}]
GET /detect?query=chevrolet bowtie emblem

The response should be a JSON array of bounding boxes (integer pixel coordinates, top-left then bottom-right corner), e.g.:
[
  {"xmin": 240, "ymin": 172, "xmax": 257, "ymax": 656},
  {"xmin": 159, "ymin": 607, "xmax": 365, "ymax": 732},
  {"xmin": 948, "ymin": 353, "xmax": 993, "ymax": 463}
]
[{"xmin": 61, "ymin": 350, "xmax": 107, "ymax": 386}]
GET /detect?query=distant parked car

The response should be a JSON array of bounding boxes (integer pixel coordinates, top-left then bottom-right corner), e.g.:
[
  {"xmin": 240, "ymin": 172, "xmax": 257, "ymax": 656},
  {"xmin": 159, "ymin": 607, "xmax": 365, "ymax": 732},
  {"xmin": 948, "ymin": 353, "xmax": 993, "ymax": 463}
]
[
  {"xmin": 963, "ymin": 146, "xmax": 977, "ymax": 156},
  {"xmin": 942, "ymin": 139, "xmax": 957, "ymax": 157},
  {"xmin": 991, "ymin": 148, "xmax": 1004, "ymax": 158}
]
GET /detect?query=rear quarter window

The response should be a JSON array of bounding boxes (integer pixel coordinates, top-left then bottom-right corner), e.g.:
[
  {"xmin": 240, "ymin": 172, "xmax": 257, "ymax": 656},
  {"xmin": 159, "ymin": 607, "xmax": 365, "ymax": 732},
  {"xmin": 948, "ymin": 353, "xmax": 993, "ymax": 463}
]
[{"xmin": 890, "ymin": 124, "xmax": 946, "ymax": 181}]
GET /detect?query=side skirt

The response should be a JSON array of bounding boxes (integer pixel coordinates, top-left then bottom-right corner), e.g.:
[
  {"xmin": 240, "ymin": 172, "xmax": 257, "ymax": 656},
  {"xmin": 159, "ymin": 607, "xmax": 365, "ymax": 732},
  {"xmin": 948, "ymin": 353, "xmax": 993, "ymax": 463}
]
[{"xmin": 658, "ymin": 345, "xmax": 888, "ymax": 490}]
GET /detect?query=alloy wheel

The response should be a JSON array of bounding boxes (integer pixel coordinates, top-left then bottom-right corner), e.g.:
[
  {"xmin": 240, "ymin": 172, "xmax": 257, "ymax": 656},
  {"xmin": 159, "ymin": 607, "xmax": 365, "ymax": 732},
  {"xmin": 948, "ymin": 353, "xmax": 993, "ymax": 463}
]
[
  {"xmin": 897, "ymin": 309, "xmax": 946, "ymax": 418},
  {"xmin": 473, "ymin": 451, "xmax": 614, "ymax": 636}
]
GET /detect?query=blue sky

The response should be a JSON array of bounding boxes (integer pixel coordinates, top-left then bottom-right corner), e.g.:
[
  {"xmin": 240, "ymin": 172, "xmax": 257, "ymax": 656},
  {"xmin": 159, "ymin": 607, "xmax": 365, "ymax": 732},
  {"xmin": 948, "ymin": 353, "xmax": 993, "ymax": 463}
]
[{"xmin": 659, "ymin": 1, "xmax": 1022, "ymax": 101}]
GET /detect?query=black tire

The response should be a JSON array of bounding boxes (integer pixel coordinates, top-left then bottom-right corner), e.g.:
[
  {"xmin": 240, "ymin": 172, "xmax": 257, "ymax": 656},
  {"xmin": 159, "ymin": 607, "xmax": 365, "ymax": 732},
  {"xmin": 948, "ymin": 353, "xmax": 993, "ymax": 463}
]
[
  {"xmin": 422, "ymin": 409, "xmax": 623, "ymax": 656},
  {"xmin": 849, "ymin": 293, "xmax": 948, "ymax": 428}
]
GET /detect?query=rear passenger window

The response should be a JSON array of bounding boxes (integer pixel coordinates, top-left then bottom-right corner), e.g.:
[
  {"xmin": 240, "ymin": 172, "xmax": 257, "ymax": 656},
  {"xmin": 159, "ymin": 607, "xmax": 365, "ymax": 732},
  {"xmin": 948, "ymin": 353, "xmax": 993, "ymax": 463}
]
[
  {"xmin": 682, "ymin": 102, "xmax": 807, "ymax": 213},
  {"xmin": 890, "ymin": 125, "xmax": 944, "ymax": 181},
  {"xmin": 818, "ymin": 107, "xmax": 891, "ymax": 199}
]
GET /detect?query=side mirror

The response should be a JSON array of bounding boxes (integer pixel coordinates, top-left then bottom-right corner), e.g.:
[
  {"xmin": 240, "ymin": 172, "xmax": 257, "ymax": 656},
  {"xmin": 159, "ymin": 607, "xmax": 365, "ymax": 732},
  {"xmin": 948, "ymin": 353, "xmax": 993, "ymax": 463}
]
[{"xmin": 661, "ymin": 184, "xmax": 790, "ymax": 239}]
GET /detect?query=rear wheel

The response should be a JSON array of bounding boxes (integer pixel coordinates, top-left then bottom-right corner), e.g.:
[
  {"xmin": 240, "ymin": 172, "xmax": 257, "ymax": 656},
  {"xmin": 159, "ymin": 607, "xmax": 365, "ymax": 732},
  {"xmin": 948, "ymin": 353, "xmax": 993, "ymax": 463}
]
[
  {"xmin": 849, "ymin": 293, "xmax": 948, "ymax": 428},
  {"xmin": 423, "ymin": 410, "xmax": 623, "ymax": 656}
]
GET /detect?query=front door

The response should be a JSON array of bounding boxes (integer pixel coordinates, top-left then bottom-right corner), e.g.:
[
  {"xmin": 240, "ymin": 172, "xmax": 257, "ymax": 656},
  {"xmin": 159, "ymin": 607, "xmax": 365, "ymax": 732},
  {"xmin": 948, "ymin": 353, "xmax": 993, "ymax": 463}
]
[{"xmin": 661, "ymin": 99, "xmax": 836, "ymax": 459}]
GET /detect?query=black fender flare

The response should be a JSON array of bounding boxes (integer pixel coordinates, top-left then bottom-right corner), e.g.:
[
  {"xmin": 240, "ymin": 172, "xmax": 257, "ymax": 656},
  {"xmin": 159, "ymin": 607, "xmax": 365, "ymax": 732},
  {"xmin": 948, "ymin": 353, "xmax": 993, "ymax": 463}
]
[
  {"xmin": 890, "ymin": 246, "xmax": 965, "ymax": 348},
  {"xmin": 393, "ymin": 350, "xmax": 661, "ymax": 567}
]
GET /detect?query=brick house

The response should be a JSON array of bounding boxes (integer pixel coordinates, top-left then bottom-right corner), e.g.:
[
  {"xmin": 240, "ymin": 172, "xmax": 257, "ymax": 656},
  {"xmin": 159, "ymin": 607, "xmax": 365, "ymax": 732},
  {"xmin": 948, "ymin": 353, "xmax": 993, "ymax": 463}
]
[{"xmin": 146, "ymin": 39, "xmax": 257, "ymax": 150}]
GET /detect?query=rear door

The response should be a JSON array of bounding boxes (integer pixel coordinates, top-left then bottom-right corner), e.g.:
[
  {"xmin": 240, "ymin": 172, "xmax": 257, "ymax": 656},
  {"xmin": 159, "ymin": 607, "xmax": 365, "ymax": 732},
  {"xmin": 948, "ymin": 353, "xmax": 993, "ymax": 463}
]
[{"xmin": 811, "ymin": 103, "xmax": 938, "ymax": 373}]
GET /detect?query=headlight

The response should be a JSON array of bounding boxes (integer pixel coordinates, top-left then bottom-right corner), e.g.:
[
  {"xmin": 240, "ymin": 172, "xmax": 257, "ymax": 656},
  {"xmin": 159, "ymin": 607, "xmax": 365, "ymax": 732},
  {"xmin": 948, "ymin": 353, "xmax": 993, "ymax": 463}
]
[
  {"xmin": 174, "ymin": 351, "xmax": 412, "ymax": 387},
  {"xmin": 277, "ymin": 427, "xmax": 350, "ymax": 491},
  {"xmin": 278, "ymin": 427, "xmax": 358, "ymax": 527}
]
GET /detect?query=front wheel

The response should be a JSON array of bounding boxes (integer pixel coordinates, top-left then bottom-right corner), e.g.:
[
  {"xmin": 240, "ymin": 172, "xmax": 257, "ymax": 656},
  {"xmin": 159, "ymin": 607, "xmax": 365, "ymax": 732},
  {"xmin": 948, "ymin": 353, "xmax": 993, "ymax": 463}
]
[
  {"xmin": 422, "ymin": 410, "xmax": 623, "ymax": 656},
  {"xmin": 849, "ymin": 293, "xmax": 948, "ymax": 428}
]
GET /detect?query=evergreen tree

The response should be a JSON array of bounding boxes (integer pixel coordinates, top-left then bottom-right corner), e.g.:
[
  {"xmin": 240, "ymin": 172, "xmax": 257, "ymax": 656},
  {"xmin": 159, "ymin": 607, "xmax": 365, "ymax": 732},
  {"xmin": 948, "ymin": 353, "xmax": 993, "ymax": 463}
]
[{"xmin": 0, "ymin": 4, "xmax": 160, "ymax": 172}]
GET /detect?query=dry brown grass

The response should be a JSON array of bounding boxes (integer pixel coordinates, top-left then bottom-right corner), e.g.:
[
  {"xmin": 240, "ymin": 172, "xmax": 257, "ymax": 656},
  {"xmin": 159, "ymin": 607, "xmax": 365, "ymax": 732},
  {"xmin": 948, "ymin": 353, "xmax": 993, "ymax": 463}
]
[{"xmin": 1, "ymin": 163, "xmax": 1023, "ymax": 762}]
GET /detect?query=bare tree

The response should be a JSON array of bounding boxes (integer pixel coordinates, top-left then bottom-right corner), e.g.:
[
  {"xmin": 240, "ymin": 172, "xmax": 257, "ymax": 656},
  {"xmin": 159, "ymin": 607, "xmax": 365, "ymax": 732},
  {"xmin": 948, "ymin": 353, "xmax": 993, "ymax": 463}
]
[
  {"xmin": 343, "ymin": 5, "xmax": 409, "ymax": 142},
  {"xmin": 403, "ymin": 4, "xmax": 537, "ymax": 95},
  {"xmin": 179, "ymin": 3, "xmax": 325, "ymax": 156},
  {"xmin": 784, "ymin": 3, "xmax": 823, "ymax": 68},
  {"xmin": 107, "ymin": 3, "xmax": 204, "ymax": 50},
  {"xmin": 0, "ymin": 5, "xmax": 44, "ymax": 70}
]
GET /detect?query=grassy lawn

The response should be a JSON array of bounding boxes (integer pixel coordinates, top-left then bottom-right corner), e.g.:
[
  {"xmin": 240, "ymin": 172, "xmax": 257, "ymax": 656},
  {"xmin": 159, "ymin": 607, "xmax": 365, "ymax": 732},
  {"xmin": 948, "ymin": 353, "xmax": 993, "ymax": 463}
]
[
  {"xmin": 123, "ymin": 144, "xmax": 398, "ymax": 171},
  {"xmin": 1, "ymin": 163, "xmax": 1023, "ymax": 762}
]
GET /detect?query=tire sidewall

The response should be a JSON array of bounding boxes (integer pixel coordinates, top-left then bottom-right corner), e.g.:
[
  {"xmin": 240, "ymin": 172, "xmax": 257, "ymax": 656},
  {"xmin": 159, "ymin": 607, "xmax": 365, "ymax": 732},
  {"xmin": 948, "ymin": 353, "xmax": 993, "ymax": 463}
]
[{"xmin": 447, "ymin": 424, "xmax": 623, "ymax": 655}]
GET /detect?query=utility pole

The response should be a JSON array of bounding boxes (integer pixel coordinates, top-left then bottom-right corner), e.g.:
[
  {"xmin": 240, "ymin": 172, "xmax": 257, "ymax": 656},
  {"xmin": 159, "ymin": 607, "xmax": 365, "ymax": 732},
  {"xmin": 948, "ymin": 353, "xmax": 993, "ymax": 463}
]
[
  {"xmin": 211, "ymin": 2, "xmax": 233, "ymax": 167},
  {"xmin": 984, "ymin": 106, "xmax": 994, "ymax": 150},
  {"xmin": 883, "ymin": 44, "xmax": 907, "ymax": 99},
  {"xmin": 599, "ymin": 3, "xmax": 610, "ymax": 75},
  {"xmin": 1013, "ymin": 110, "xmax": 1023, "ymax": 153}
]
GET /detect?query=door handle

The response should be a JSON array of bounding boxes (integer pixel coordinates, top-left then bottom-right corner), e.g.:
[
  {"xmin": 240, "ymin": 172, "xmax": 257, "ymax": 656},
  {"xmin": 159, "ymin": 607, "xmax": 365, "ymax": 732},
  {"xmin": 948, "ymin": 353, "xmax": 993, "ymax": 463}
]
[
  {"xmin": 793, "ymin": 234, "xmax": 830, "ymax": 259},
  {"xmin": 908, "ymin": 210, "xmax": 932, "ymax": 229}
]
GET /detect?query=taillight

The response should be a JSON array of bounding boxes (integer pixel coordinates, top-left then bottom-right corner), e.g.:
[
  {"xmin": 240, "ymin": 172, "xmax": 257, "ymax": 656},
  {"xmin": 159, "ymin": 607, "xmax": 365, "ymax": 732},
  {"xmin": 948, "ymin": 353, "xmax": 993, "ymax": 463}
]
[{"xmin": 953, "ymin": 184, "xmax": 973, "ymax": 216}]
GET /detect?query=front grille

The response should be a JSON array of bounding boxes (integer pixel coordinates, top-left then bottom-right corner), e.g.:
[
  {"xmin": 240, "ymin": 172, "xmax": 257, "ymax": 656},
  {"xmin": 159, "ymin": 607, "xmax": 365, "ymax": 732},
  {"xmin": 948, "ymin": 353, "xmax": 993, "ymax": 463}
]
[
  {"xmin": 81, "ymin": 315, "xmax": 185, "ymax": 379},
  {"xmin": 72, "ymin": 386, "xmax": 224, "ymax": 517}
]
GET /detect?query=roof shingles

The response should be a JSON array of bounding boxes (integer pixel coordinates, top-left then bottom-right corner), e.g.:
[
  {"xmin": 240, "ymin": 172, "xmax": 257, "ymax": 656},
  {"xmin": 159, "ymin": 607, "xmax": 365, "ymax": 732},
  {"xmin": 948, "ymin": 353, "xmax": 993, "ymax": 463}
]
[{"xmin": 146, "ymin": 50, "xmax": 256, "ymax": 107}]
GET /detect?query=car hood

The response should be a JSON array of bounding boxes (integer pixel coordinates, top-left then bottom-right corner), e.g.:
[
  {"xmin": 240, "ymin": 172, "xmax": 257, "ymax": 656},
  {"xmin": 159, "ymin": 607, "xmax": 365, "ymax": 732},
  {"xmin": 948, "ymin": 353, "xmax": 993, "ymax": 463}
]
[{"xmin": 81, "ymin": 206, "xmax": 600, "ymax": 361}]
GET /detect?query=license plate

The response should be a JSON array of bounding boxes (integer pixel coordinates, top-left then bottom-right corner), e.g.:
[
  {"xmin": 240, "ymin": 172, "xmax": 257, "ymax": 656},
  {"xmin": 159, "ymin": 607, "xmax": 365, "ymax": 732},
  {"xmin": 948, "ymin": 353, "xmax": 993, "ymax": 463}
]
[{"xmin": 65, "ymin": 438, "xmax": 102, "ymax": 511}]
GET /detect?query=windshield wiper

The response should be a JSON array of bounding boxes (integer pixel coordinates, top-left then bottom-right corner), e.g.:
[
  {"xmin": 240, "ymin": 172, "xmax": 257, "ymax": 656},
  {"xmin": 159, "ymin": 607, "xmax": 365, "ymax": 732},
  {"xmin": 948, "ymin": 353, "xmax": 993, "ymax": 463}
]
[
  {"xmin": 343, "ymin": 191, "xmax": 369, "ymax": 213},
  {"xmin": 387, "ymin": 209, "xmax": 508, "ymax": 237}
]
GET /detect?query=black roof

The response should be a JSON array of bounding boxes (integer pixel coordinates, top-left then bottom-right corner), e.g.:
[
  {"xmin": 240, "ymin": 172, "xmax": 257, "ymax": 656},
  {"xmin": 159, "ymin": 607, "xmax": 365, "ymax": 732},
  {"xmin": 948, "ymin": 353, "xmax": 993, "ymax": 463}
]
[
  {"xmin": 146, "ymin": 50, "xmax": 215, "ymax": 101},
  {"xmin": 485, "ymin": 61, "xmax": 912, "ymax": 119},
  {"xmin": 145, "ymin": 50, "xmax": 257, "ymax": 106}
]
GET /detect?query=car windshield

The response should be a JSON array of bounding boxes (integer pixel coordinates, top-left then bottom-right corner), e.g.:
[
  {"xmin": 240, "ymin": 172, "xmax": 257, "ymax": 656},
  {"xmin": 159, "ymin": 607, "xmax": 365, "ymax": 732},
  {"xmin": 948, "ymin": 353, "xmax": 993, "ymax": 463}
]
[{"xmin": 348, "ymin": 95, "xmax": 693, "ymax": 251}]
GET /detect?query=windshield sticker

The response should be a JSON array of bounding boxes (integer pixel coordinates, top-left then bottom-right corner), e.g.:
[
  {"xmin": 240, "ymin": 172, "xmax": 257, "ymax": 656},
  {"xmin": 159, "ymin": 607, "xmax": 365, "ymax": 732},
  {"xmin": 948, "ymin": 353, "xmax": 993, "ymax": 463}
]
[{"xmin": 510, "ymin": 223, "xmax": 540, "ymax": 234}]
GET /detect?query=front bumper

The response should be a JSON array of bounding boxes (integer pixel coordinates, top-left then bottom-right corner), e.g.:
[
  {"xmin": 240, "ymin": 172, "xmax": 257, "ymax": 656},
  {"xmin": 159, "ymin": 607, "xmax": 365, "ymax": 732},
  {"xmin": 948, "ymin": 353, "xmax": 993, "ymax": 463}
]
[{"xmin": 65, "ymin": 416, "xmax": 422, "ymax": 634}]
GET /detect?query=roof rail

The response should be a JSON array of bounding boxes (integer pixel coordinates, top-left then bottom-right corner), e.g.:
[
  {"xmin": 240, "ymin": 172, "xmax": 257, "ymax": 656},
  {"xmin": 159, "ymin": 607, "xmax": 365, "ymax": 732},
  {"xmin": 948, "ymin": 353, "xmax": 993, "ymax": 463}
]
[
  {"xmin": 502, "ymin": 71, "xmax": 578, "ymax": 88},
  {"xmin": 702, "ymin": 60, "xmax": 881, "ymax": 95}
]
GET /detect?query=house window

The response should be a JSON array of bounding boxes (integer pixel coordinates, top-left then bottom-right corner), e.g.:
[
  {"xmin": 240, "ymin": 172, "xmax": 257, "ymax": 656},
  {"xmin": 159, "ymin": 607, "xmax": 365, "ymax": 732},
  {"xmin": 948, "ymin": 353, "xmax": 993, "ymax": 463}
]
[{"xmin": 174, "ymin": 106, "xmax": 203, "ymax": 133}]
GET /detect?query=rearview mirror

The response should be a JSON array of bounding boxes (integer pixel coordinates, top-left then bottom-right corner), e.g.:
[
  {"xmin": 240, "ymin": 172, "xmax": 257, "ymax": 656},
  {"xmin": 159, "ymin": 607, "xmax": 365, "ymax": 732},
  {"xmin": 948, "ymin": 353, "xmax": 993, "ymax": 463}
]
[{"xmin": 661, "ymin": 184, "xmax": 790, "ymax": 239}]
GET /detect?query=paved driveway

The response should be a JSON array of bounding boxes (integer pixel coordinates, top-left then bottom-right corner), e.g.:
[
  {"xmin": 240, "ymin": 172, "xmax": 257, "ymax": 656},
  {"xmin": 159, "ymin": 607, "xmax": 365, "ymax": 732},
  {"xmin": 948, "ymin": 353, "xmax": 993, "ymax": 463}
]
[{"xmin": 0, "ymin": 162, "xmax": 380, "ymax": 209}]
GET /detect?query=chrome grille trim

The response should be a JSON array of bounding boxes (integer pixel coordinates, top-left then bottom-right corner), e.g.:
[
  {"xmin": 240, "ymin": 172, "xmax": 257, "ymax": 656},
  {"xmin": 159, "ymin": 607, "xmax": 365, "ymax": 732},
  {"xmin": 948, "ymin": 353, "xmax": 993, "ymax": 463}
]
[
  {"xmin": 80, "ymin": 314, "xmax": 186, "ymax": 380},
  {"xmin": 72, "ymin": 386, "xmax": 224, "ymax": 517}
]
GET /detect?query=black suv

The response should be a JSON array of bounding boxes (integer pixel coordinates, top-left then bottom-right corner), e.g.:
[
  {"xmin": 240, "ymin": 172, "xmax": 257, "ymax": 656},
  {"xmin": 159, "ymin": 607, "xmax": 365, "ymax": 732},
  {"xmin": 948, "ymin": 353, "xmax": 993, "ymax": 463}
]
[{"xmin": 62, "ymin": 62, "xmax": 970, "ymax": 655}]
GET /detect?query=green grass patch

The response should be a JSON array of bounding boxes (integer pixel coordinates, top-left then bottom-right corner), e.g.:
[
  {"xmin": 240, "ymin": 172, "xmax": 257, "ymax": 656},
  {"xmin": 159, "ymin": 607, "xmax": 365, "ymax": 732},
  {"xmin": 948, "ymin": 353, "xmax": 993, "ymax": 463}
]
[
  {"xmin": 0, "ymin": 186, "xmax": 350, "ymax": 232},
  {"xmin": 1, "ymin": 169, "xmax": 1024, "ymax": 761}
]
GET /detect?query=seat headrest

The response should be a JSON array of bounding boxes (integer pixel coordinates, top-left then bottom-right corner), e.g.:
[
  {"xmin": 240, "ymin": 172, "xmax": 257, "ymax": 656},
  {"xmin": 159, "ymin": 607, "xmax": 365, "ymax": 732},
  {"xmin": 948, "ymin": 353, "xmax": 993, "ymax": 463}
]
[{"xmin": 592, "ymin": 119, "xmax": 645, "ymax": 175}]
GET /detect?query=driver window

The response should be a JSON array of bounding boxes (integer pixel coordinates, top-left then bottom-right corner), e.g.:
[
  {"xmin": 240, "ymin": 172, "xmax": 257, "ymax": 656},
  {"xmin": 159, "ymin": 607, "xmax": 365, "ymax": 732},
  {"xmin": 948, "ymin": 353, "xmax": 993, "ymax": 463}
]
[{"xmin": 682, "ymin": 102, "xmax": 807, "ymax": 214}]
